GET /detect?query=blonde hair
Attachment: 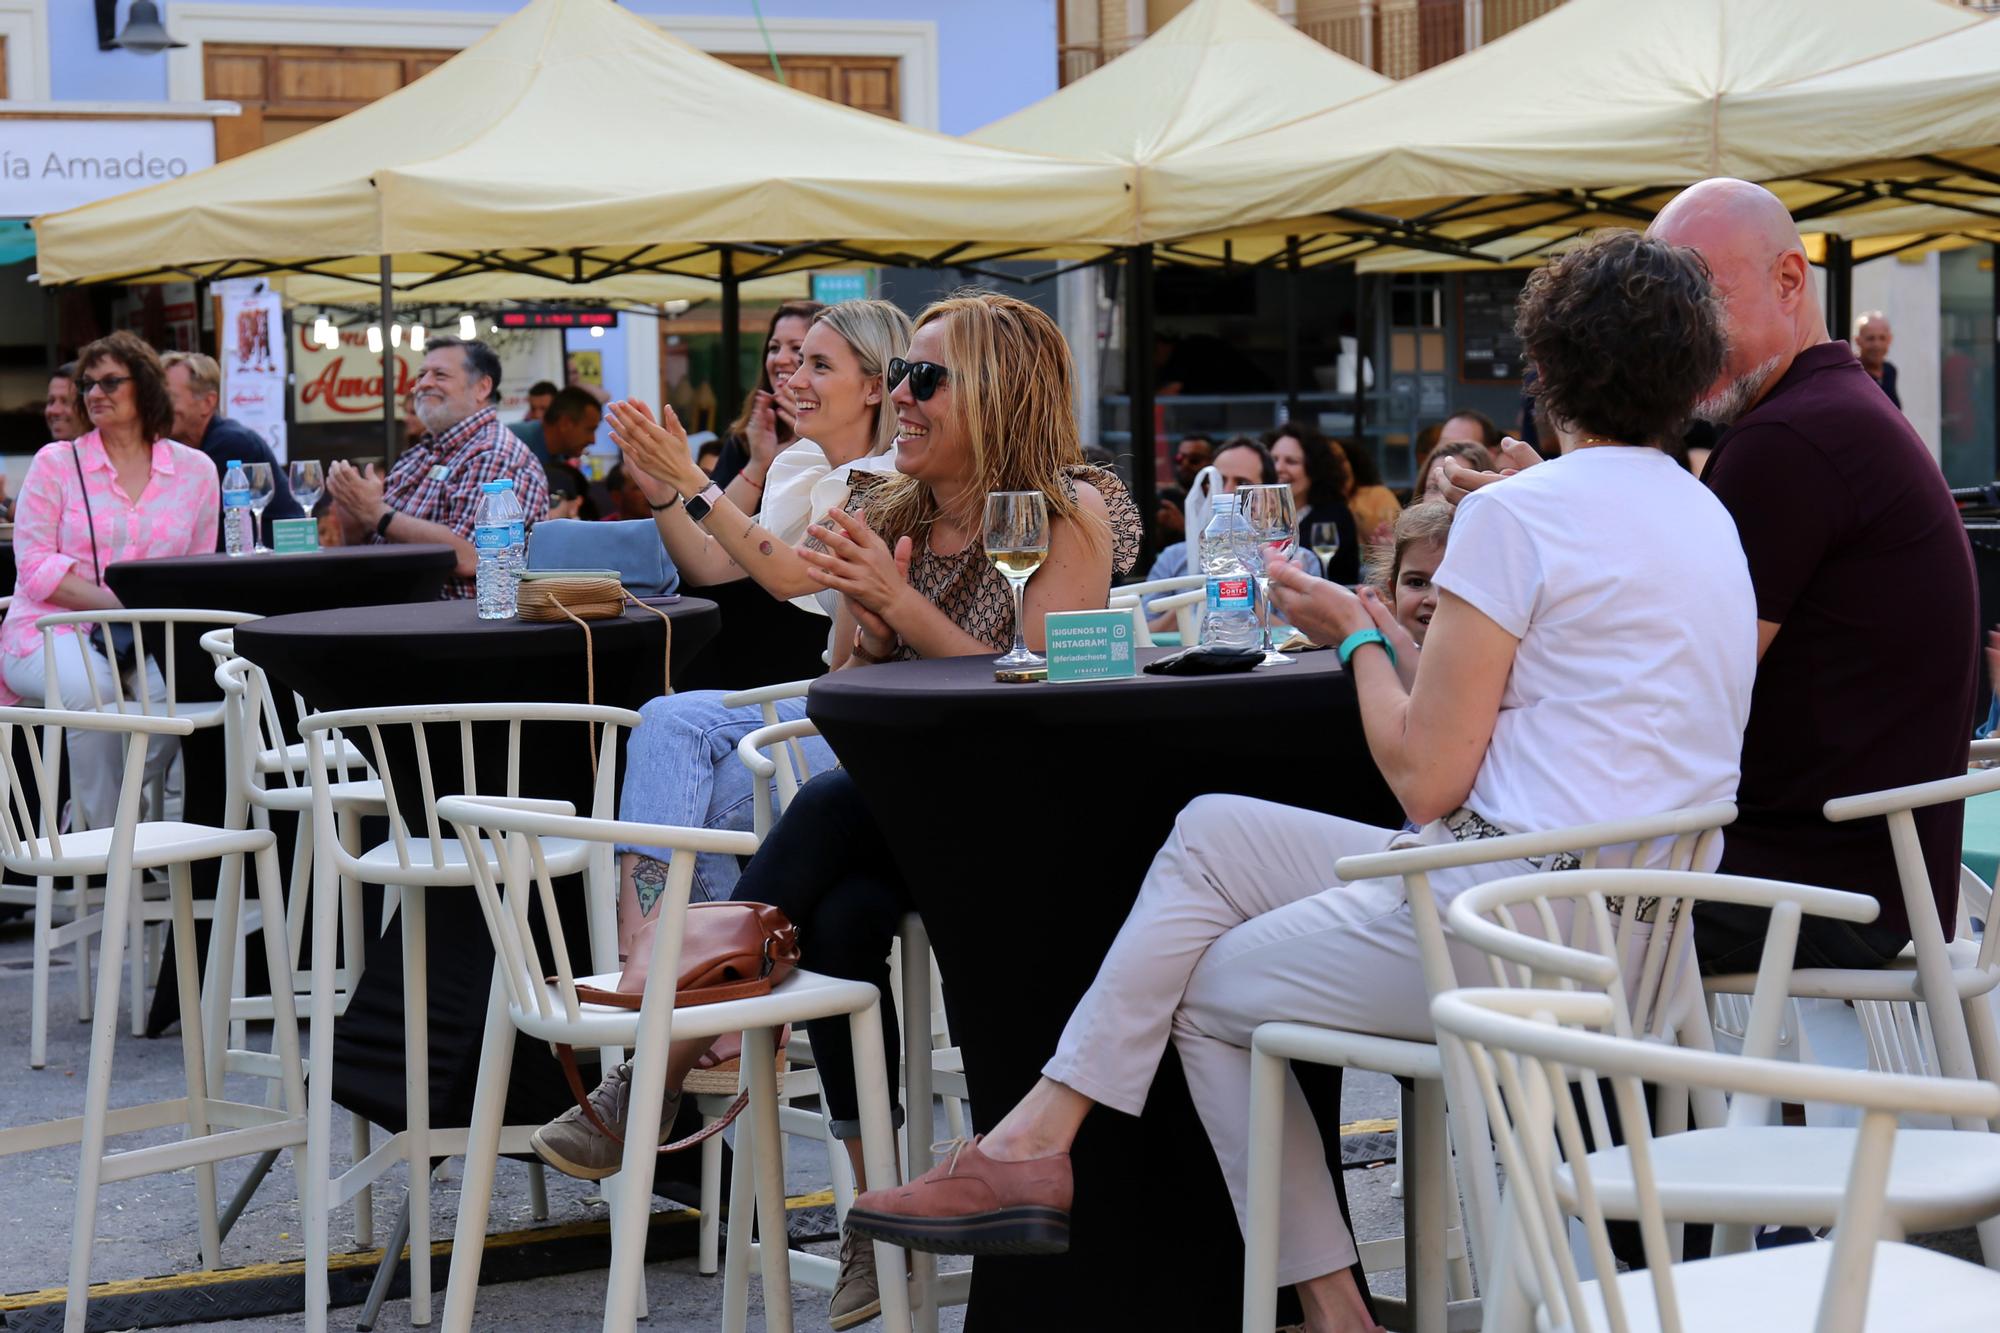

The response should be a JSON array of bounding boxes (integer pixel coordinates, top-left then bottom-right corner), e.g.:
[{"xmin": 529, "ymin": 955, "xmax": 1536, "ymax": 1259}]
[
  {"xmin": 861, "ymin": 290, "xmax": 1101, "ymax": 550},
  {"xmin": 810, "ymin": 299, "xmax": 913, "ymax": 459},
  {"xmin": 161, "ymin": 350, "xmax": 221, "ymax": 399},
  {"xmin": 1369, "ymin": 500, "xmax": 1454, "ymax": 599}
]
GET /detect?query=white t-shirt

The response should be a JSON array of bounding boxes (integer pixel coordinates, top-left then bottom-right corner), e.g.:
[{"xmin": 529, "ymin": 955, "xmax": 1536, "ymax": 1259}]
[
  {"xmin": 1431, "ymin": 446, "xmax": 1756, "ymax": 857},
  {"xmin": 760, "ymin": 439, "xmax": 901, "ymax": 617}
]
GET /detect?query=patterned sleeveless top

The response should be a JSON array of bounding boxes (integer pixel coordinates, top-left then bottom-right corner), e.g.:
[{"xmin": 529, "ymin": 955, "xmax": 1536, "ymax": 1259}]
[{"xmin": 840, "ymin": 464, "xmax": 1143, "ymax": 661}]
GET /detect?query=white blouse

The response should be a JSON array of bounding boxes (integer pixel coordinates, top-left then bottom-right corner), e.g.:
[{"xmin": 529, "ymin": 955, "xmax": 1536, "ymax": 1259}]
[{"xmin": 760, "ymin": 438, "xmax": 902, "ymax": 616}]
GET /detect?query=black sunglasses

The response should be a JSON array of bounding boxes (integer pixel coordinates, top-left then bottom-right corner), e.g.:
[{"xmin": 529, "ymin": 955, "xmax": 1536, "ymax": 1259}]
[
  {"xmin": 887, "ymin": 358, "xmax": 949, "ymax": 401},
  {"xmin": 79, "ymin": 374, "xmax": 133, "ymax": 397}
]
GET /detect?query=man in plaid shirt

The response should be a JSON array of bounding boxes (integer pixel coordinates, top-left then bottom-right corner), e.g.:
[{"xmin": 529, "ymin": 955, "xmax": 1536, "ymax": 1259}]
[{"xmin": 327, "ymin": 337, "xmax": 549, "ymax": 599}]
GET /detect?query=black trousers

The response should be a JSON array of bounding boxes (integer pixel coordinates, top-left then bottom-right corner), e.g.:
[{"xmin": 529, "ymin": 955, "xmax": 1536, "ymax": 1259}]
[{"xmin": 730, "ymin": 768, "xmax": 910, "ymax": 1138}]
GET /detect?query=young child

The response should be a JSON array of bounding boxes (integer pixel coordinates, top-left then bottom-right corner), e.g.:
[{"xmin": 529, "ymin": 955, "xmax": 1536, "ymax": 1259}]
[{"xmin": 1364, "ymin": 499, "xmax": 1452, "ymax": 688}]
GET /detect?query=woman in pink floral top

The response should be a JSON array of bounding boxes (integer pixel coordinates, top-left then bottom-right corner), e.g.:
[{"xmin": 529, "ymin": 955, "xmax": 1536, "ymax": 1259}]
[{"xmin": 1, "ymin": 331, "xmax": 218, "ymax": 828}]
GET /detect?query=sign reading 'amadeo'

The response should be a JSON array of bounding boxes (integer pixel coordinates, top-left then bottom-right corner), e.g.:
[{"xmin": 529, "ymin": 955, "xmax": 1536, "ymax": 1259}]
[
  {"xmin": 2, "ymin": 119, "xmax": 216, "ymax": 216},
  {"xmin": 291, "ymin": 309, "xmax": 562, "ymax": 424}
]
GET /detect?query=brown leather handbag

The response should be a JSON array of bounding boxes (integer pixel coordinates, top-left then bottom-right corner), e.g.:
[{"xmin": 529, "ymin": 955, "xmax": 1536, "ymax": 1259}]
[{"xmin": 553, "ymin": 901, "xmax": 801, "ymax": 1154}]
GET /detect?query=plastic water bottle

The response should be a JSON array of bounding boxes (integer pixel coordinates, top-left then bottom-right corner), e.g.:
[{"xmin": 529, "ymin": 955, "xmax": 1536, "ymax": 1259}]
[
  {"xmin": 496, "ymin": 479, "xmax": 527, "ymax": 584},
  {"xmin": 474, "ymin": 482, "xmax": 515, "ymax": 619},
  {"xmin": 1199, "ymin": 492, "xmax": 1259, "ymax": 650},
  {"xmin": 221, "ymin": 460, "xmax": 255, "ymax": 558}
]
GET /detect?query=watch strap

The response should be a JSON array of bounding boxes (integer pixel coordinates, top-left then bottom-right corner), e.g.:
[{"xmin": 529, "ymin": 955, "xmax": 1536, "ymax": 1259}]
[
  {"xmin": 375, "ymin": 509, "xmax": 397, "ymax": 539},
  {"xmin": 1337, "ymin": 627, "xmax": 1396, "ymax": 669},
  {"xmin": 684, "ymin": 482, "xmax": 725, "ymax": 524}
]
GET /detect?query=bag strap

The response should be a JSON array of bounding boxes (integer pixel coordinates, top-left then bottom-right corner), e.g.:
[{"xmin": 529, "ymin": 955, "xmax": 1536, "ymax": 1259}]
[
  {"xmin": 69, "ymin": 444, "xmax": 101, "ymax": 585},
  {"xmin": 552, "ymin": 1041, "xmax": 747, "ymax": 1154},
  {"xmin": 532, "ymin": 586, "xmax": 674, "ymax": 775}
]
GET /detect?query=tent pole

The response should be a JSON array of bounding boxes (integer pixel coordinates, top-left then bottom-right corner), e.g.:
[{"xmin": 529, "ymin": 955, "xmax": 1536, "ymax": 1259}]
[
  {"xmin": 1125, "ymin": 244, "xmax": 1157, "ymax": 562},
  {"xmin": 43, "ymin": 282, "xmax": 58, "ymax": 376},
  {"xmin": 1826, "ymin": 235, "xmax": 1853, "ymax": 349},
  {"xmin": 718, "ymin": 249, "xmax": 741, "ymax": 432},
  {"xmin": 1354, "ymin": 270, "xmax": 1372, "ymax": 469},
  {"xmin": 1284, "ymin": 236, "xmax": 1302, "ymax": 427},
  {"xmin": 380, "ymin": 254, "xmax": 398, "ymax": 466}
]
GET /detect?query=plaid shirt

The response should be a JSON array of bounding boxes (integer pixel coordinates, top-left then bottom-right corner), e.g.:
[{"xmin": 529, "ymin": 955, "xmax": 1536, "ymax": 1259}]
[{"xmin": 377, "ymin": 407, "xmax": 548, "ymax": 599}]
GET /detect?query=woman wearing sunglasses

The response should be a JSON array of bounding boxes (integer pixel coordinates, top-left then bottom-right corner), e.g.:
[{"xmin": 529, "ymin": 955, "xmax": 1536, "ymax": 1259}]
[
  {"xmin": 0, "ymin": 331, "xmax": 219, "ymax": 829},
  {"xmin": 533, "ymin": 290, "xmax": 1139, "ymax": 1329}
]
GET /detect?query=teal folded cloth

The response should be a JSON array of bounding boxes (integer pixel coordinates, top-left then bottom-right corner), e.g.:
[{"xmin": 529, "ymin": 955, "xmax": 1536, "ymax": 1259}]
[{"xmin": 526, "ymin": 518, "xmax": 678, "ymax": 597}]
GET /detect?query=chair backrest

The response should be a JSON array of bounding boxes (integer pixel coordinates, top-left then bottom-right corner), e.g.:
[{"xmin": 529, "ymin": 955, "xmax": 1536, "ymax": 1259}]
[
  {"xmin": 35, "ymin": 608, "xmax": 258, "ymax": 717},
  {"xmin": 214, "ymin": 656, "xmax": 371, "ymax": 811},
  {"xmin": 0, "ymin": 704, "xmax": 192, "ymax": 872},
  {"xmin": 1447, "ymin": 867, "xmax": 1880, "ymax": 1130},
  {"xmin": 435, "ymin": 795, "xmax": 758, "ymax": 1031},
  {"xmin": 1182, "ymin": 464, "xmax": 1220, "ymax": 555},
  {"xmin": 721, "ymin": 679, "xmax": 815, "ymax": 728},
  {"xmin": 1151, "ymin": 588, "xmax": 1205, "ymax": 644},
  {"xmin": 736, "ymin": 717, "xmax": 824, "ymax": 841},
  {"xmin": 1432, "ymin": 987, "xmax": 2000, "ymax": 1333},
  {"xmin": 1104, "ymin": 595, "xmax": 1156, "ymax": 649},
  {"xmin": 297, "ymin": 702, "xmax": 641, "ymax": 880}
]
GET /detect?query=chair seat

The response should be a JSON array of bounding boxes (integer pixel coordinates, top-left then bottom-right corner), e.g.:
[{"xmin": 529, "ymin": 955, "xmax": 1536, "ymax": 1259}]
[
  {"xmin": 511, "ymin": 966, "xmax": 882, "ymax": 1050},
  {"xmin": 257, "ymin": 777, "xmax": 385, "ymax": 814},
  {"xmin": 1564, "ymin": 1125, "xmax": 2000, "ymax": 1232},
  {"xmin": 259, "ymin": 738, "xmax": 369, "ymax": 776},
  {"xmin": 12, "ymin": 821, "xmax": 271, "ymax": 874},
  {"xmin": 1707, "ymin": 939, "xmax": 1999, "ymax": 1002},
  {"xmin": 1577, "ymin": 1237, "xmax": 2000, "ymax": 1332},
  {"xmin": 353, "ymin": 834, "xmax": 589, "ymax": 886}
]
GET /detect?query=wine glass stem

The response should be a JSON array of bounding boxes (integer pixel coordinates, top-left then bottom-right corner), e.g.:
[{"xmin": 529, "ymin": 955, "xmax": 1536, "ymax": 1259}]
[
  {"xmin": 1010, "ymin": 576, "xmax": 1030, "ymax": 657},
  {"xmin": 1259, "ymin": 568, "xmax": 1272, "ymax": 651}
]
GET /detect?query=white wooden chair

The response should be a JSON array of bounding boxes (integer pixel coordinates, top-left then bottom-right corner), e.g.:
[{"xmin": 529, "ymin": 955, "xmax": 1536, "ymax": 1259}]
[
  {"xmin": 1447, "ymin": 867, "xmax": 2000, "ymax": 1264},
  {"xmin": 293, "ymin": 702, "xmax": 637, "ymax": 1331},
  {"xmin": 0, "ymin": 704, "xmax": 306, "ymax": 1333},
  {"xmin": 1432, "ymin": 986, "xmax": 2000, "ymax": 1333},
  {"xmin": 1240, "ymin": 803, "xmax": 1736, "ymax": 1333},
  {"xmin": 32, "ymin": 607, "xmax": 259, "ymax": 1037},
  {"xmin": 1705, "ymin": 754, "xmax": 2000, "ymax": 1135},
  {"xmin": 432, "ymin": 795, "xmax": 913, "ymax": 1333}
]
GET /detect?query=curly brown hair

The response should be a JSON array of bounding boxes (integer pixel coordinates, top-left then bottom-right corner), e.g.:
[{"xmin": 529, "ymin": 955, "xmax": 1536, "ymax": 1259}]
[
  {"xmin": 77, "ymin": 330, "xmax": 175, "ymax": 443},
  {"xmin": 1514, "ymin": 230, "xmax": 1724, "ymax": 449}
]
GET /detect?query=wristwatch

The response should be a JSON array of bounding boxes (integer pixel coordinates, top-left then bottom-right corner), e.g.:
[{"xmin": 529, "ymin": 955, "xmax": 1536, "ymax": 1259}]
[
  {"xmin": 375, "ymin": 509, "xmax": 397, "ymax": 540},
  {"xmin": 683, "ymin": 482, "xmax": 725, "ymax": 525}
]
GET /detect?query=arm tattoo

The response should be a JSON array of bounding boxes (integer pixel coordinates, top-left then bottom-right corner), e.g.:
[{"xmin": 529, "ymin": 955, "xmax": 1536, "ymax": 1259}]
[
  {"xmin": 741, "ymin": 519, "xmax": 758, "ymax": 541},
  {"xmin": 758, "ymin": 539, "xmax": 774, "ymax": 557}
]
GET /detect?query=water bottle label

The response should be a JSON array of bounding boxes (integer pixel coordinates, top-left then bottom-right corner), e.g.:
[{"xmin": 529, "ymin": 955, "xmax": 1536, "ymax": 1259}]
[
  {"xmin": 223, "ymin": 489, "xmax": 251, "ymax": 507},
  {"xmin": 474, "ymin": 524, "xmax": 509, "ymax": 552},
  {"xmin": 1207, "ymin": 575, "xmax": 1253, "ymax": 612},
  {"xmin": 508, "ymin": 521, "xmax": 525, "ymax": 546}
]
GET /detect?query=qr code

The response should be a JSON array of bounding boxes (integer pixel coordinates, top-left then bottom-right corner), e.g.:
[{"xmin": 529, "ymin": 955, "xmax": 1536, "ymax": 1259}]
[{"xmin": 1110, "ymin": 640, "xmax": 1130, "ymax": 662}]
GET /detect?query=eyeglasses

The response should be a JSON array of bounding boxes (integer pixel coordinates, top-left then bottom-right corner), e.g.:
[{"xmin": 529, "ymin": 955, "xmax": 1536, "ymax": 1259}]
[
  {"xmin": 79, "ymin": 374, "xmax": 133, "ymax": 397},
  {"xmin": 887, "ymin": 358, "xmax": 949, "ymax": 401}
]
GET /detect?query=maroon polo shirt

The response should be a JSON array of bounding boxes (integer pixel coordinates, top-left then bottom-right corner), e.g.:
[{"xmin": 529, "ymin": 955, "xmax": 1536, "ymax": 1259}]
[{"xmin": 1702, "ymin": 340, "xmax": 1977, "ymax": 936}]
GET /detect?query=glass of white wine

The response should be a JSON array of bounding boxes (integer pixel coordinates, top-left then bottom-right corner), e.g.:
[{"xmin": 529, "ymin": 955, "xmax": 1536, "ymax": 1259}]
[
  {"xmin": 984, "ymin": 489, "xmax": 1050, "ymax": 673},
  {"xmin": 1239, "ymin": 484, "xmax": 1299, "ymax": 665},
  {"xmin": 243, "ymin": 461, "xmax": 276, "ymax": 552},
  {"xmin": 288, "ymin": 458, "xmax": 325, "ymax": 514},
  {"xmin": 1307, "ymin": 520, "xmax": 1342, "ymax": 575}
]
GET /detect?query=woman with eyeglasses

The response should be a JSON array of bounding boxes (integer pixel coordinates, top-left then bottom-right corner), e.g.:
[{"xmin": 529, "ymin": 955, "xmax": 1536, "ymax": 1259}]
[
  {"xmin": 0, "ymin": 331, "xmax": 219, "ymax": 829},
  {"xmin": 531, "ymin": 290, "xmax": 1139, "ymax": 1330}
]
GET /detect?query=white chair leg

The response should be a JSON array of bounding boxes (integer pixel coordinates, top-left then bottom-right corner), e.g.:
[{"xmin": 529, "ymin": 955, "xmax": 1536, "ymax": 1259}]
[
  {"xmin": 848, "ymin": 1003, "xmax": 912, "ymax": 1333},
  {"xmin": 402, "ymin": 885, "xmax": 433, "ymax": 1324},
  {"xmin": 604, "ymin": 1017, "xmax": 678, "ymax": 1331},
  {"xmin": 31, "ymin": 874, "xmax": 52, "ymax": 1068},
  {"xmin": 303, "ymin": 839, "xmax": 341, "ymax": 1333},
  {"xmin": 352, "ymin": 1114, "xmax": 375, "ymax": 1248},
  {"xmin": 202, "ymin": 848, "xmax": 247, "ymax": 1097},
  {"xmin": 720, "ymin": 1103, "xmax": 755, "ymax": 1333},
  {"xmin": 72, "ymin": 873, "xmax": 93, "ymax": 1022},
  {"xmin": 699, "ymin": 1121, "xmax": 724, "ymax": 1275},
  {"xmin": 1964, "ymin": 992, "xmax": 2000, "ymax": 1132},
  {"xmin": 441, "ymin": 975, "xmax": 516, "ymax": 1333},
  {"xmin": 1241, "ymin": 1040, "xmax": 1286, "ymax": 1333},
  {"xmin": 250, "ymin": 842, "xmax": 308, "ymax": 1117},
  {"xmin": 169, "ymin": 862, "xmax": 223, "ymax": 1271},
  {"xmin": 127, "ymin": 875, "xmax": 148, "ymax": 1037},
  {"xmin": 746, "ymin": 1025, "xmax": 796, "ymax": 1331},
  {"xmin": 65, "ymin": 852, "xmax": 134, "ymax": 1333},
  {"xmin": 899, "ymin": 930, "xmax": 939, "ymax": 1333}
]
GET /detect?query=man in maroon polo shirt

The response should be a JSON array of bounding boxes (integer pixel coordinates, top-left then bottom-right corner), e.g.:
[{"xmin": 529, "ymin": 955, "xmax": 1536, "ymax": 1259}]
[{"xmin": 1436, "ymin": 179, "xmax": 1977, "ymax": 967}]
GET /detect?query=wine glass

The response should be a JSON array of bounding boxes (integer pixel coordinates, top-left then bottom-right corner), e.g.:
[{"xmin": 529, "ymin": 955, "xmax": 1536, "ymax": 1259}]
[
  {"xmin": 1307, "ymin": 520, "xmax": 1342, "ymax": 575},
  {"xmin": 288, "ymin": 459, "xmax": 325, "ymax": 515},
  {"xmin": 984, "ymin": 490, "xmax": 1050, "ymax": 673},
  {"xmin": 243, "ymin": 462, "xmax": 276, "ymax": 552},
  {"xmin": 1238, "ymin": 484, "xmax": 1299, "ymax": 666}
]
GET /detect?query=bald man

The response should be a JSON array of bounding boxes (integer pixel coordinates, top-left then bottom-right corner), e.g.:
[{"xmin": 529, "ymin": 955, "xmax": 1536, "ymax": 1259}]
[
  {"xmin": 1645, "ymin": 179, "xmax": 1974, "ymax": 974},
  {"xmin": 1853, "ymin": 310, "xmax": 1901, "ymax": 409}
]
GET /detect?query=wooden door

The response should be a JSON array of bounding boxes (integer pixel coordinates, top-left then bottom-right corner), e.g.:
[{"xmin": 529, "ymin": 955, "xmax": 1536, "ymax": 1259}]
[
  {"xmin": 204, "ymin": 44, "xmax": 457, "ymax": 159},
  {"xmin": 715, "ymin": 53, "xmax": 902, "ymax": 119}
]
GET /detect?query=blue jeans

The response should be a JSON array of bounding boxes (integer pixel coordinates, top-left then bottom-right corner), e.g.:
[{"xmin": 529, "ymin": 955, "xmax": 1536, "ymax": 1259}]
[{"xmin": 615, "ymin": 690, "xmax": 834, "ymax": 902}]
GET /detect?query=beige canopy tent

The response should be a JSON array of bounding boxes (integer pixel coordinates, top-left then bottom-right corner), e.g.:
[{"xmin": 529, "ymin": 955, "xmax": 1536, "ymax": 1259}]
[
  {"xmin": 271, "ymin": 270, "xmax": 810, "ymax": 311},
  {"xmin": 33, "ymin": 0, "xmax": 1135, "ymax": 452},
  {"xmin": 1142, "ymin": 0, "xmax": 1985, "ymax": 268}
]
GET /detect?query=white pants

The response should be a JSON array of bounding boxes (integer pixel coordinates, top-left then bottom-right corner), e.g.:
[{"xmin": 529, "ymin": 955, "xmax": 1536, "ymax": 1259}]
[
  {"xmin": 3, "ymin": 637, "xmax": 175, "ymax": 831},
  {"xmin": 1044, "ymin": 794, "xmax": 1543, "ymax": 1287}
]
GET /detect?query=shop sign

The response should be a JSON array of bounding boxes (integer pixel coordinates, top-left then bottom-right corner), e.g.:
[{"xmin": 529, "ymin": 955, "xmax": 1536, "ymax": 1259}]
[
  {"xmin": 290, "ymin": 309, "xmax": 563, "ymax": 423},
  {"xmin": 0, "ymin": 119, "xmax": 215, "ymax": 216}
]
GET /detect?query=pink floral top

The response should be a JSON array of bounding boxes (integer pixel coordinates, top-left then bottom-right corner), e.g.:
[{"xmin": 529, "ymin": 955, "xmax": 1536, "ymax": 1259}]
[{"xmin": 0, "ymin": 431, "xmax": 219, "ymax": 697}]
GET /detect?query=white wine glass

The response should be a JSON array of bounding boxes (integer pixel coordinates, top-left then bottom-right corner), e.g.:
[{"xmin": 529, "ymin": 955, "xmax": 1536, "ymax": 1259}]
[
  {"xmin": 243, "ymin": 461, "xmax": 276, "ymax": 553},
  {"xmin": 288, "ymin": 458, "xmax": 325, "ymax": 515},
  {"xmin": 1307, "ymin": 520, "xmax": 1342, "ymax": 577},
  {"xmin": 984, "ymin": 490, "xmax": 1050, "ymax": 673},
  {"xmin": 1239, "ymin": 484, "xmax": 1299, "ymax": 666}
]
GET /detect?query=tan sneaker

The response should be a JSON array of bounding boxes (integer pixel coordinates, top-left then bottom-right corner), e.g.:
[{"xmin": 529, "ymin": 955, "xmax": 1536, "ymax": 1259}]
[
  {"xmin": 529, "ymin": 1060, "xmax": 682, "ymax": 1182},
  {"xmin": 828, "ymin": 1226, "xmax": 882, "ymax": 1330}
]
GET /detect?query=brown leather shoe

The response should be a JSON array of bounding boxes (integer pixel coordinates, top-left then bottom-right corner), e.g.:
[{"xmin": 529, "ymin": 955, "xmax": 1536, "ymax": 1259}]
[{"xmin": 844, "ymin": 1136, "xmax": 1072, "ymax": 1256}]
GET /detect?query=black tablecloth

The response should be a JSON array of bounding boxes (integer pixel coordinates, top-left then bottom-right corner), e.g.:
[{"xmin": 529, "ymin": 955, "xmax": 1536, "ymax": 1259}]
[
  {"xmin": 106, "ymin": 544, "xmax": 458, "ymax": 1035},
  {"xmin": 0, "ymin": 540, "xmax": 14, "ymax": 595},
  {"xmin": 232, "ymin": 598, "xmax": 719, "ymax": 1163},
  {"xmin": 808, "ymin": 648, "xmax": 1403, "ymax": 1331},
  {"xmin": 674, "ymin": 578, "xmax": 830, "ymax": 692}
]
